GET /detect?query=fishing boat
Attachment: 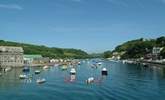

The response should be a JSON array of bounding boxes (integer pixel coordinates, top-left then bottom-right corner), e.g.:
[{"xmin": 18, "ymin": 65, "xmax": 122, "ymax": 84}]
[
  {"xmin": 70, "ymin": 68, "xmax": 76, "ymax": 75},
  {"xmin": 35, "ymin": 70, "xmax": 41, "ymax": 74},
  {"xmin": 19, "ymin": 74, "xmax": 27, "ymax": 79},
  {"xmin": 36, "ymin": 78, "xmax": 46, "ymax": 84}
]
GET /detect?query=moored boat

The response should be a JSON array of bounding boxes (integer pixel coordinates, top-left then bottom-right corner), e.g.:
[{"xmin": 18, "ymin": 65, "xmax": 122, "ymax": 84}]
[
  {"xmin": 78, "ymin": 61, "xmax": 81, "ymax": 65},
  {"xmin": 43, "ymin": 65, "xmax": 49, "ymax": 70},
  {"xmin": 4, "ymin": 67, "xmax": 12, "ymax": 72},
  {"xmin": 86, "ymin": 77, "xmax": 94, "ymax": 84},
  {"xmin": 102, "ymin": 68, "xmax": 108, "ymax": 76},
  {"xmin": 23, "ymin": 67, "xmax": 30, "ymax": 72},
  {"xmin": 35, "ymin": 70, "xmax": 41, "ymax": 74},
  {"xmin": 54, "ymin": 64, "xmax": 59, "ymax": 67},
  {"xmin": 98, "ymin": 62, "xmax": 102, "ymax": 65},
  {"xmin": 19, "ymin": 74, "xmax": 27, "ymax": 79},
  {"xmin": 61, "ymin": 65, "xmax": 67, "ymax": 70},
  {"xmin": 142, "ymin": 63, "xmax": 149, "ymax": 67},
  {"xmin": 70, "ymin": 68, "xmax": 76, "ymax": 75},
  {"xmin": 36, "ymin": 78, "xmax": 46, "ymax": 84}
]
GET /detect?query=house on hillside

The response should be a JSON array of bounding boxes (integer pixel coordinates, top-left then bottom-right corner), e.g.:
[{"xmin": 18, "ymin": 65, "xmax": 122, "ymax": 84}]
[
  {"xmin": 145, "ymin": 47, "xmax": 164, "ymax": 60},
  {"xmin": 152, "ymin": 47, "xmax": 164, "ymax": 60},
  {"xmin": 152, "ymin": 47, "xmax": 164, "ymax": 55},
  {"xmin": 111, "ymin": 52, "xmax": 125, "ymax": 60}
]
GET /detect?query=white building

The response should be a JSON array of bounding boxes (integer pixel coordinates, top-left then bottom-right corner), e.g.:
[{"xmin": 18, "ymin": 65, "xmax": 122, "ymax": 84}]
[
  {"xmin": 152, "ymin": 47, "xmax": 164, "ymax": 55},
  {"xmin": 0, "ymin": 46, "xmax": 24, "ymax": 68}
]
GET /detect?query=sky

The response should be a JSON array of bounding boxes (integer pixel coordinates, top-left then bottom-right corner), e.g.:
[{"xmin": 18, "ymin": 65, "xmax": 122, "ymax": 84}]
[{"xmin": 0, "ymin": 0, "xmax": 165, "ymax": 53}]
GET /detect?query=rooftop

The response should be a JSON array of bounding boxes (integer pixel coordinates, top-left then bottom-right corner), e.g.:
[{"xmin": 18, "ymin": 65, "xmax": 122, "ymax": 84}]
[
  {"xmin": 0, "ymin": 46, "xmax": 23, "ymax": 53},
  {"xmin": 24, "ymin": 55, "xmax": 43, "ymax": 58}
]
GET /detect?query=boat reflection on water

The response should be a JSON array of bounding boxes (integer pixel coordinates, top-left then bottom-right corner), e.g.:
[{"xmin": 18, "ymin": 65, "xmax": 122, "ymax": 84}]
[
  {"xmin": 70, "ymin": 75, "xmax": 76, "ymax": 82},
  {"xmin": 70, "ymin": 68, "xmax": 76, "ymax": 82},
  {"xmin": 86, "ymin": 68, "xmax": 108, "ymax": 85},
  {"xmin": 64, "ymin": 68, "xmax": 76, "ymax": 83},
  {"xmin": 160, "ymin": 67, "xmax": 165, "ymax": 78},
  {"xmin": 64, "ymin": 74, "xmax": 76, "ymax": 83},
  {"xmin": 0, "ymin": 68, "xmax": 22, "ymax": 89}
]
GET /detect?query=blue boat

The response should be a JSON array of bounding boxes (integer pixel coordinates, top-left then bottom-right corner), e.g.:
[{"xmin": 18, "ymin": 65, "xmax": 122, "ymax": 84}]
[{"xmin": 22, "ymin": 67, "xmax": 30, "ymax": 72}]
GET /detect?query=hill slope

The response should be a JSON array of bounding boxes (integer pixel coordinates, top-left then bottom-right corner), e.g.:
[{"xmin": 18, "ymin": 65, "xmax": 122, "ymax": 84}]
[
  {"xmin": 103, "ymin": 36, "xmax": 165, "ymax": 59},
  {"xmin": 0, "ymin": 40, "xmax": 89, "ymax": 59}
]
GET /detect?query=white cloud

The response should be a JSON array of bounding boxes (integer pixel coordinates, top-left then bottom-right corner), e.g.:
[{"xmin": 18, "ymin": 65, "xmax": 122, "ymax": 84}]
[{"xmin": 0, "ymin": 4, "xmax": 23, "ymax": 10}]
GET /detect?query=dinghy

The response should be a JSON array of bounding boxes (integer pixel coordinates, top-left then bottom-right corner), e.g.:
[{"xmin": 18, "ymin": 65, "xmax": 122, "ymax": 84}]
[
  {"xmin": 36, "ymin": 78, "xmax": 46, "ymax": 84},
  {"xmin": 86, "ymin": 77, "xmax": 94, "ymax": 84},
  {"xmin": 35, "ymin": 70, "xmax": 41, "ymax": 74},
  {"xmin": 70, "ymin": 68, "xmax": 76, "ymax": 75},
  {"xmin": 43, "ymin": 66, "xmax": 49, "ymax": 70},
  {"xmin": 102, "ymin": 68, "xmax": 108, "ymax": 76},
  {"xmin": 19, "ymin": 74, "xmax": 27, "ymax": 79},
  {"xmin": 4, "ymin": 67, "xmax": 12, "ymax": 72},
  {"xmin": 23, "ymin": 67, "xmax": 30, "ymax": 72}
]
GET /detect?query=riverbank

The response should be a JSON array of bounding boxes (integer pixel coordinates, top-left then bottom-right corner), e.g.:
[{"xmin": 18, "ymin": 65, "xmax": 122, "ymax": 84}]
[{"xmin": 122, "ymin": 59, "xmax": 165, "ymax": 68}]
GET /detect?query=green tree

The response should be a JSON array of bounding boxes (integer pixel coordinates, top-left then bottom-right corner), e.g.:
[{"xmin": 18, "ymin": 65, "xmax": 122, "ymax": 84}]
[
  {"xmin": 156, "ymin": 36, "xmax": 165, "ymax": 47},
  {"xmin": 103, "ymin": 51, "xmax": 112, "ymax": 58}
]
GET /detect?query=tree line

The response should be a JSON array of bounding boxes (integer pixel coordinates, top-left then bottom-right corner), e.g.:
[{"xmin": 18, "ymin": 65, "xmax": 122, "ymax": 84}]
[
  {"xmin": 0, "ymin": 40, "xmax": 89, "ymax": 59},
  {"xmin": 103, "ymin": 36, "xmax": 165, "ymax": 59}
]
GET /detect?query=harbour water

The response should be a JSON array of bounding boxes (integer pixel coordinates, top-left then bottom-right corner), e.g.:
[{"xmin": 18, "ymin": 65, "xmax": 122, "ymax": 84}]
[{"xmin": 0, "ymin": 60, "xmax": 165, "ymax": 100}]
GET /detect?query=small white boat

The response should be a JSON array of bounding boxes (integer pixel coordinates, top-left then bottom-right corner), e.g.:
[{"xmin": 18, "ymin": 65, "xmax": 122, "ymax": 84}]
[
  {"xmin": 4, "ymin": 67, "xmax": 12, "ymax": 72},
  {"xmin": 86, "ymin": 77, "xmax": 94, "ymax": 84},
  {"xmin": 35, "ymin": 70, "xmax": 41, "ymax": 74},
  {"xmin": 54, "ymin": 64, "xmax": 59, "ymax": 67},
  {"xmin": 61, "ymin": 65, "xmax": 67, "ymax": 70},
  {"xmin": 98, "ymin": 62, "xmax": 102, "ymax": 65},
  {"xmin": 78, "ymin": 62, "xmax": 81, "ymax": 65},
  {"xmin": 19, "ymin": 74, "xmax": 27, "ymax": 79},
  {"xmin": 70, "ymin": 68, "xmax": 76, "ymax": 75},
  {"xmin": 0, "ymin": 73, "xmax": 2, "ymax": 76},
  {"xmin": 43, "ymin": 66, "xmax": 49, "ymax": 69},
  {"xmin": 36, "ymin": 78, "xmax": 46, "ymax": 84}
]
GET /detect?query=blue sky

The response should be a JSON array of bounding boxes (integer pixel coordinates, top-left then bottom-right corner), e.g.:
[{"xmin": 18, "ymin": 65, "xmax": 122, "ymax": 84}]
[{"xmin": 0, "ymin": 0, "xmax": 165, "ymax": 53}]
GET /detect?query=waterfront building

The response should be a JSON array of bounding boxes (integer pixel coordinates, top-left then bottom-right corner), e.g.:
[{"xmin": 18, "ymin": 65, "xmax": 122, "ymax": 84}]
[
  {"xmin": 50, "ymin": 59, "xmax": 59, "ymax": 63},
  {"xmin": 24, "ymin": 55, "xmax": 42, "ymax": 64},
  {"xmin": 24, "ymin": 55, "xmax": 49, "ymax": 65},
  {"xmin": 111, "ymin": 52, "xmax": 125, "ymax": 60},
  {"xmin": 152, "ymin": 47, "xmax": 164, "ymax": 60},
  {"xmin": 0, "ymin": 46, "xmax": 24, "ymax": 68},
  {"xmin": 152, "ymin": 47, "xmax": 163, "ymax": 55}
]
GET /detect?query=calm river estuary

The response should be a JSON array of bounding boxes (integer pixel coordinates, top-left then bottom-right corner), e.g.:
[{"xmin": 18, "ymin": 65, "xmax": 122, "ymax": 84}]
[{"xmin": 0, "ymin": 60, "xmax": 165, "ymax": 100}]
